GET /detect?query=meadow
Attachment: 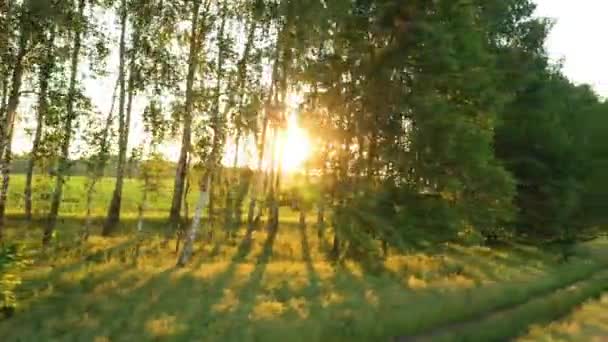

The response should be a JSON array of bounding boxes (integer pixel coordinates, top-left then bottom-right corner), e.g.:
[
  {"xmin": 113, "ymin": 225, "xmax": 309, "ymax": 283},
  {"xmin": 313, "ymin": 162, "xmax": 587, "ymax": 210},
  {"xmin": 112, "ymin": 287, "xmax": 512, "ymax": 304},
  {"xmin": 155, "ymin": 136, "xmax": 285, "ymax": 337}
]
[{"xmin": 1, "ymin": 175, "xmax": 607, "ymax": 341}]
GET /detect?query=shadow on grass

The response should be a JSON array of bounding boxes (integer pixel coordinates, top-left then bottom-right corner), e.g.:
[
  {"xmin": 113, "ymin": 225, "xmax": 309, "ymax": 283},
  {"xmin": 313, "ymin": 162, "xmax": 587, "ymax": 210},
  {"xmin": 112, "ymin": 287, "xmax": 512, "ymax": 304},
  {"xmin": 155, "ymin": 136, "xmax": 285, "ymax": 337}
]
[
  {"xmin": 194, "ymin": 225, "xmax": 279, "ymax": 340},
  {"xmin": 144, "ymin": 226, "xmax": 267, "ymax": 340},
  {"xmin": 0, "ymin": 261, "xmax": 143, "ymax": 340},
  {"xmin": 299, "ymin": 223, "xmax": 323, "ymax": 316}
]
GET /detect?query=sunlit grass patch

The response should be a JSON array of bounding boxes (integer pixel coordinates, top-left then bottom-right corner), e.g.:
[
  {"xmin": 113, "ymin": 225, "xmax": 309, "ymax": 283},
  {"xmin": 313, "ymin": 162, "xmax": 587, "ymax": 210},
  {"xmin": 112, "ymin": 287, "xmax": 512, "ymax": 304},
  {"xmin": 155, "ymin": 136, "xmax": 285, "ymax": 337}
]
[
  {"xmin": 250, "ymin": 299, "xmax": 286, "ymax": 320},
  {"xmin": 212, "ymin": 288, "xmax": 240, "ymax": 313},
  {"xmin": 520, "ymin": 294, "xmax": 608, "ymax": 341},
  {"xmin": 145, "ymin": 314, "xmax": 186, "ymax": 337}
]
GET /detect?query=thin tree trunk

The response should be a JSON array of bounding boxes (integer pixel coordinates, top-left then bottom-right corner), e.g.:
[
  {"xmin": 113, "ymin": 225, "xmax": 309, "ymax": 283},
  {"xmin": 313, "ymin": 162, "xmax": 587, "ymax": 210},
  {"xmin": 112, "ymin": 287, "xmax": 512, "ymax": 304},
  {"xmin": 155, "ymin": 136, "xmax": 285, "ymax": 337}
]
[
  {"xmin": 248, "ymin": 33, "xmax": 280, "ymax": 230},
  {"xmin": 177, "ymin": 177, "xmax": 210, "ymax": 267},
  {"xmin": 134, "ymin": 177, "xmax": 149, "ymax": 262},
  {"xmin": 183, "ymin": 155, "xmax": 191, "ymax": 225},
  {"xmin": 43, "ymin": 0, "xmax": 85, "ymax": 245},
  {"xmin": 81, "ymin": 78, "xmax": 118, "ymax": 242},
  {"xmin": 137, "ymin": 186, "xmax": 148, "ymax": 233},
  {"xmin": 226, "ymin": 131, "xmax": 241, "ymax": 232},
  {"xmin": 299, "ymin": 166, "xmax": 309, "ymax": 229},
  {"xmin": 25, "ymin": 30, "xmax": 56, "ymax": 221},
  {"xmin": 176, "ymin": 155, "xmax": 191, "ymax": 253},
  {"xmin": 208, "ymin": 3, "xmax": 228, "ymax": 226},
  {"xmin": 332, "ymin": 233, "xmax": 340, "ymax": 259},
  {"xmin": 317, "ymin": 144, "xmax": 329, "ymax": 238},
  {"xmin": 82, "ymin": 179, "xmax": 97, "ymax": 241},
  {"xmin": 270, "ymin": 130, "xmax": 286, "ymax": 232},
  {"xmin": 103, "ymin": 0, "xmax": 131, "ymax": 236},
  {"xmin": 248, "ymin": 116, "xmax": 268, "ymax": 230},
  {"xmin": 228, "ymin": 19, "xmax": 256, "ymax": 234},
  {"xmin": 0, "ymin": 137, "xmax": 13, "ymax": 237},
  {"xmin": 168, "ymin": 0, "xmax": 203, "ymax": 235},
  {"xmin": 259, "ymin": 128, "xmax": 278, "ymax": 226},
  {"xmin": 0, "ymin": 79, "xmax": 6, "ymax": 241},
  {"xmin": 233, "ymin": 131, "xmax": 240, "ymax": 172},
  {"xmin": 0, "ymin": 23, "xmax": 28, "ymax": 239}
]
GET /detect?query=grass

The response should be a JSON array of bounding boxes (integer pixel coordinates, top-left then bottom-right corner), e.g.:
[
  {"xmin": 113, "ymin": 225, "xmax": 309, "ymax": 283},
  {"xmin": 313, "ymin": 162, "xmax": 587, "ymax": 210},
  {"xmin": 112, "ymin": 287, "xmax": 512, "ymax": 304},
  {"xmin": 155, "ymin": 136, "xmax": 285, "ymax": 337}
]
[
  {"xmin": 1, "ymin": 175, "xmax": 607, "ymax": 341},
  {"xmin": 520, "ymin": 294, "xmax": 608, "ymax": 341}
]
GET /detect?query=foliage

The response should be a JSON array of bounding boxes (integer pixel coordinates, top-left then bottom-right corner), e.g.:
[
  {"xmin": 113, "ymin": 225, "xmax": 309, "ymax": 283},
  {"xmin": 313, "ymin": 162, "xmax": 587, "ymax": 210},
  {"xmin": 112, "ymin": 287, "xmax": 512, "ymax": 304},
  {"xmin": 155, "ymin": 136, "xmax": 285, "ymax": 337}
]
[{"xmin": 0, "ymin": 243, "xmax": 32, "ymax": 317}]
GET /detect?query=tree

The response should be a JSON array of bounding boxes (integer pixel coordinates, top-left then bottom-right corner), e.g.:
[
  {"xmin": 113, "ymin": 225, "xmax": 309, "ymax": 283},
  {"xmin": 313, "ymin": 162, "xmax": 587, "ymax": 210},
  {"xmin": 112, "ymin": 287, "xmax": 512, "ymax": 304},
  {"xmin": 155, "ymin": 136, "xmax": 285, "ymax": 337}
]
[
  {"xmin": 168, "ymin": 0, "xmax": 211, "ymax": 237},
  {"xmin": 0, "ymin": 1, "xmax": 33, "ymax": 239},
  {"xmin": 0, "ymin": 0, "xmax": 67, "ymax": 238},
  {"xmin": 496, "ymin": 72, "xmax": 600, "ymax": 240},
  {"xmin": 44, "ymin": 0, "xmax": 87, "ymax": 245},
  {"xmin": 177, "ymin": 0, "xmax": 232, "ymax": 266},
  {"xmin": 24, "ymin": 25, "xmax": 58, "ymax": 222}
]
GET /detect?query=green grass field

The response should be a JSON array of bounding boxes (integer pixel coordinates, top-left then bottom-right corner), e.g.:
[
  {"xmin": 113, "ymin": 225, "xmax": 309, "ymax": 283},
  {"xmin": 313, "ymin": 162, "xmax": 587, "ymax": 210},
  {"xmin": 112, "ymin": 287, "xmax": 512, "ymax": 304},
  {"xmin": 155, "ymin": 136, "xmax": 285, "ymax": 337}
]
[{"xmin": 1, "ymin": 175, "xmax": 608, "ymax": 341}]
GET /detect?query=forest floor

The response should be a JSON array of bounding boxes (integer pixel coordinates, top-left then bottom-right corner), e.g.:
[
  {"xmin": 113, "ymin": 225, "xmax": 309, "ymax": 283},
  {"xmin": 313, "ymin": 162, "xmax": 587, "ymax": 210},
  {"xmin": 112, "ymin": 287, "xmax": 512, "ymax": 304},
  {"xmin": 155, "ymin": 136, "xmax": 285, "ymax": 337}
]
[{"xmin": 1, "ymin": 175, "xmax": 608, "ymax": 341}]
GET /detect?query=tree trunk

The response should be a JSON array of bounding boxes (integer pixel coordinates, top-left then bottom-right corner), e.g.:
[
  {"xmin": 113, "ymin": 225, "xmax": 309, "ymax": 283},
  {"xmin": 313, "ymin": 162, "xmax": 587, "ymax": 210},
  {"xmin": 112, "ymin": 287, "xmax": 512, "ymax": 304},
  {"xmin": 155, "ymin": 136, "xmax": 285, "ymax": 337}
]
[
  {"xmin": 269, "ymin": 129, "xmax": 286, "ymax": 233},
  {"xmin": 182, "ymin": 155, "xmax": 191, "ymax": 226},
  {"xmin": 299, "ymin": 166, "xmax": 309, "ymax": 229},
  {"xmin": 168, "ymin": 0, "xmax": 203, "ymax": 236},
  {"xmin": 0, "ymin": 24, "xmax": 28, "ymax": 240},
  {"xmin": 176, "ymin": 155, "xmax": 192, "ymax": 252},
  {"xmin": 331, "ymin": 233, "xmax": 340, "ymax": 259},
  {"xmin": 248, "ymin": 116, "xmax": 268, "ymax": 230},
  {"xmin": 137, "ymin": 186, "xmax": 148, "ymax": 233},
  {"xmin": 25, "ymin": 30, "xmax": 56, "ymax": 222},
  {"xmin": 233, "ymin": 131, "xmax": 240, "ymax": 171},
  {"xmin": 0, "ymin": 138, "xmax": 13, "ymax": 240},
  {"xmin": 248, "ymin": 32, "xmax": 281, "ymax": 230},
  {"xmin": 82, "ymin": 78, "xmax": 118, "ymax": 241},
  {"xmin": 208, "ymin": 3, "xmax": 228, "ymax": 226},
  {"xmin": 82, "ymin": 180, "xmax": 96, "ymax": 242},
  {"xmin": 229, "ymin": 132, "xmax": 241, "ymax": 230},
  {"xmin": 103, "ymin": 0, "xmax": 131, "ymax": 236},
  {"xmin": 43, "ymin": 0, "xmax": 85, "ymax": 245},
  {"xmin": 177, "ymin": 177, "xmax": 210, "ymax": 267}
]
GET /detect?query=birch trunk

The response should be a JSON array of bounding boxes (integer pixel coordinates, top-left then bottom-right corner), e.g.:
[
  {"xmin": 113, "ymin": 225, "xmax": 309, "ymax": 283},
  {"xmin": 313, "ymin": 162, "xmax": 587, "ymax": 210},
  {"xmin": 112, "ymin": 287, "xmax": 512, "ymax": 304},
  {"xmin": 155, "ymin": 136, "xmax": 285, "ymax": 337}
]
[
  {"xmin": 82, "ymin": 78, "xmax": 118, "ymax": 242},
  {"xmin": 103, "ymin": 0, "xmax": 132, "ymax": 235},
  {"xmin": 137, "ymin": 186, "xmax": 148, "ymax": 233},
  {"xmin": 168, "ymin": 0, "xmax": 203, "ymax": 234},
  {"xmin": 25, "ymin": 30, "xmax": 56, "ymax": 221},
  {"xmin": 43, "ymin": 0, "xmax": 85, "ymax": 245},
  {"xmin": 247, "ymin": 29, "xmax": 280, "ymax": 230},
  {"xmin": 82, "ymin": 179, "xmax": 96, "ymax": 242},
  {"xmin": 0, "ymin": 22, "xmax": 28, "ymax": 239},
  {"xmin": 208, "ymin": 3, "xmax": 228, "ymax": 226},
  {"xmin": 177, "ymin": 177, "xmax": 210, "ymax": 267}
]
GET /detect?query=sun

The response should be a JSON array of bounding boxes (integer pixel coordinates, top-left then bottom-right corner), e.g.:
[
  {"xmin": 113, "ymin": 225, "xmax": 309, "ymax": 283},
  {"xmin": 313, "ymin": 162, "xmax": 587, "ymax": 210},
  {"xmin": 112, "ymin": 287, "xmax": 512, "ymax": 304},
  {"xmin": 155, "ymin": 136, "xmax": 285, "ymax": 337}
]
[{"xmin": 279, "ymin": 112, "xmax": 311, "ymax": 172}]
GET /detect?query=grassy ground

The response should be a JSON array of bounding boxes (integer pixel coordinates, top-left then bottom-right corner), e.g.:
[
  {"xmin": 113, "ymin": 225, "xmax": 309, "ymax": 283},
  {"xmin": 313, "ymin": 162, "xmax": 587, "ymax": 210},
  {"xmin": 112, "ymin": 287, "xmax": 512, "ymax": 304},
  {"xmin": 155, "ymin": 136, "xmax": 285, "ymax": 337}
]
[
  {"xmin": 1, "ymin": 175, "xmax": 608, "ymax": 341},
  {"xmin": 520, "ymin": 294, "xmax": 608, "ymax": 341}
]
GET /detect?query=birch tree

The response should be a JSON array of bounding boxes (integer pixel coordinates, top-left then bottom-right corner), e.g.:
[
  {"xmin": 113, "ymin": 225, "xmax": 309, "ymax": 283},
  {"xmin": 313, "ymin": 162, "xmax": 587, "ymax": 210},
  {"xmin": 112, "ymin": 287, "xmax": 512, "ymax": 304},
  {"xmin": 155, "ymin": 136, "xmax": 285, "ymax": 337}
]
[{"xmin": 44, "ymin": 0, "xmax": 87, "ymax": 245}]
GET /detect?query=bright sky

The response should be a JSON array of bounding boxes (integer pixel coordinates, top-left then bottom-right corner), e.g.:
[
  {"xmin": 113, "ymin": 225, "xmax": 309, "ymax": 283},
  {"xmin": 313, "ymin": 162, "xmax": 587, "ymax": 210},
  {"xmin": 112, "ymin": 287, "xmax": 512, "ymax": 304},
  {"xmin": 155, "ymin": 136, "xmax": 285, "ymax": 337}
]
[{"xmin": 535, "ymin": 0, "xmax": 608, "ymax": 97}]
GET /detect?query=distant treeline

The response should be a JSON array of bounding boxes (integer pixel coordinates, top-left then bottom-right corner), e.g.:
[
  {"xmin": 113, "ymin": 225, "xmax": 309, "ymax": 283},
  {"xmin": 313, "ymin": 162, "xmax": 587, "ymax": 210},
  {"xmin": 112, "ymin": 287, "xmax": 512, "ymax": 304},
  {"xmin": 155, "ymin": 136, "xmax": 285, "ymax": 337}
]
[{"xmin": 9, "ymin": 154, "xmax": 177, "ymax": 178}]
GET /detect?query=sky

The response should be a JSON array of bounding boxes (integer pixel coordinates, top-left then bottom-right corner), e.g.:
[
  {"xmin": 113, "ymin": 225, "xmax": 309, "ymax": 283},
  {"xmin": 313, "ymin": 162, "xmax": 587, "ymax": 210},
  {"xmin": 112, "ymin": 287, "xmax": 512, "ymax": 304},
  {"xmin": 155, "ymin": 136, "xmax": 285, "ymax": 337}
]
[
  {"xmin": 535, "ymin": 0, "xmax": 608, "ymax": 97},
  {"xmin": 12, "ymin": 1, "xmax": 608, "ymax": 156}
]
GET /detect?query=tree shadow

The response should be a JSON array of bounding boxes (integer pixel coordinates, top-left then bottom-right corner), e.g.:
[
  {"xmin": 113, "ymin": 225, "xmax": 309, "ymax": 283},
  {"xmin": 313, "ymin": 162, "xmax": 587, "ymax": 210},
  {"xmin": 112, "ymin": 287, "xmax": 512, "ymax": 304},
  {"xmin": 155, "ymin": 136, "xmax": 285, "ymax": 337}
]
[
  {"xmin": 0, "ymin": 261, "xmax": 143, "ymax": 340},
  {"xmin": 174, "ymin": 225, "xmax": 280, "ymax": 341},
  {"xmin": 299, "ymin": 223, "xmax": 323, "ymax": 316},
  {"xmin": 131, "ymin": 226, "xmax": 264, "ymax": 340},
  {"xmin": 15, "ymin": 238, "xmax": 137, "ymax": 298}
]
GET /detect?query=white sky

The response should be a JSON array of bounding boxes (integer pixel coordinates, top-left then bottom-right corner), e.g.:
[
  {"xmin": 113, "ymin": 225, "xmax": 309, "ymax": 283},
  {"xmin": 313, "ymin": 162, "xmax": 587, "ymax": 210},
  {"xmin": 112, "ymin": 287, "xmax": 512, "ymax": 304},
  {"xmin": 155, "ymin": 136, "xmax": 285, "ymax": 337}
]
[
  {"xmin": 12, "ymin": 1, "xmax": 608, "ymax": 156},
  {"xmin": 535, "ymin": 0, "xmax": 608, "ymax": 97}
]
